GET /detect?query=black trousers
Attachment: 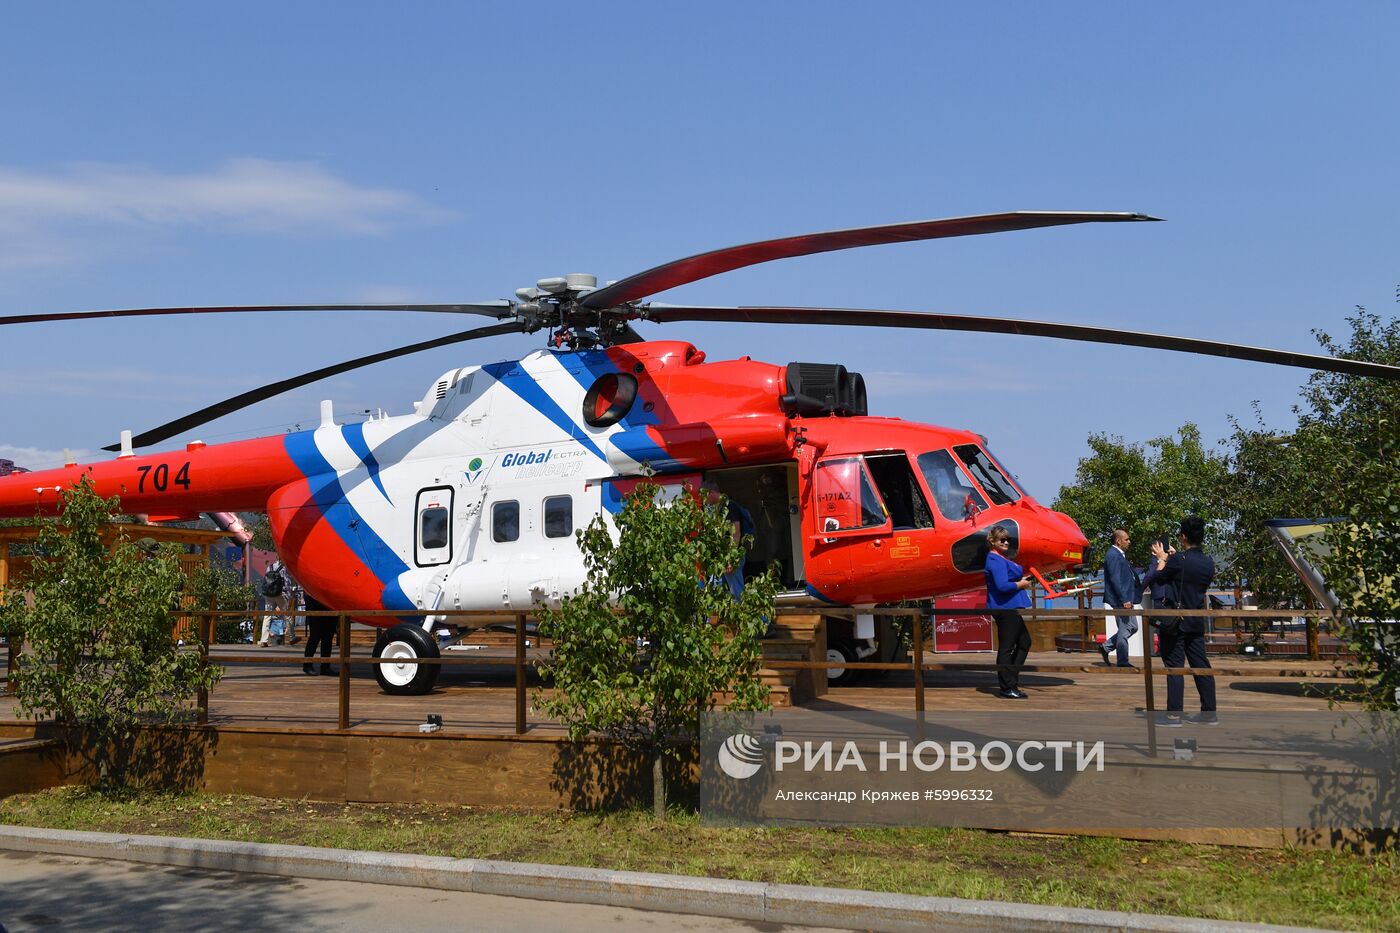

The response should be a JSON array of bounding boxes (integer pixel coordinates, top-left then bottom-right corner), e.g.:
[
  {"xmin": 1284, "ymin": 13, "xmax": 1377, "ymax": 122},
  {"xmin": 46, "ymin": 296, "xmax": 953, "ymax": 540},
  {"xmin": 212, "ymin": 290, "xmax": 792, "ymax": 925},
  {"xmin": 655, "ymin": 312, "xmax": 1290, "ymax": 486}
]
[
  {"xmin": 303, "ymin": 618, "xmax": 336, "ymax": 667},
  {"xmin": 1158, "ymin": 626, "xmax": 1215, "ymax": 712},
  {"xmin": 992, "ymin": 609, "xmax": 1032, "ymax": 692}
]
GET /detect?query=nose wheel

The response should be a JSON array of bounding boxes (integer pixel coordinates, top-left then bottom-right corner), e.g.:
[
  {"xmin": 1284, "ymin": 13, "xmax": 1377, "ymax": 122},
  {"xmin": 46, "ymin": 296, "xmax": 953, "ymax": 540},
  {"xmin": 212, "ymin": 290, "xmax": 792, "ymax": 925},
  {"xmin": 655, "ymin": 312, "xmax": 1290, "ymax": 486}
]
[
  {"xmin": 373, "ymin": 623, "xmax": 442, "ymax": 695},
  {"xmin": 826, "ymin": 639, "xmax": 859, "ymax": 687}
]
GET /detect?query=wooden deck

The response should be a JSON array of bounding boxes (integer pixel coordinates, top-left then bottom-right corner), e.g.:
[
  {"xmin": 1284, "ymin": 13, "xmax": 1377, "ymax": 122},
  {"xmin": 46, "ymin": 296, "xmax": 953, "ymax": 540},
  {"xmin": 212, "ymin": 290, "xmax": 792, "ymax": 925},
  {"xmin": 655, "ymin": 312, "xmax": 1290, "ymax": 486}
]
[{"xmin": 1, "ymin": 644, "xmax": 1350, "ymax": 737}]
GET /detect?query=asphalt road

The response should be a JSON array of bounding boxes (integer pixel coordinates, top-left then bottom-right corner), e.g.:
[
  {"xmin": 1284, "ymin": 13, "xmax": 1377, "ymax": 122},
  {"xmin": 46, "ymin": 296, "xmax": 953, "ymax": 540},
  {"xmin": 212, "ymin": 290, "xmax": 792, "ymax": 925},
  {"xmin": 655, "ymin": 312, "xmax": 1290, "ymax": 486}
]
[{"xmin": 0, "ymin": 850, "xmax": 844, "ymax": 933}]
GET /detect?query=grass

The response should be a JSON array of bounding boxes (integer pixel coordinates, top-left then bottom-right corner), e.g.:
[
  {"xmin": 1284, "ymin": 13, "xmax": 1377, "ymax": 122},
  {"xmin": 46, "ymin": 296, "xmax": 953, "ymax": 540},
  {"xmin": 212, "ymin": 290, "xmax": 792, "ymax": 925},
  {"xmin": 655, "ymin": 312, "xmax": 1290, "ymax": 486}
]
[{"xmin": 2, "ymin": 788, "xmax": 1397, "ymax": 930}]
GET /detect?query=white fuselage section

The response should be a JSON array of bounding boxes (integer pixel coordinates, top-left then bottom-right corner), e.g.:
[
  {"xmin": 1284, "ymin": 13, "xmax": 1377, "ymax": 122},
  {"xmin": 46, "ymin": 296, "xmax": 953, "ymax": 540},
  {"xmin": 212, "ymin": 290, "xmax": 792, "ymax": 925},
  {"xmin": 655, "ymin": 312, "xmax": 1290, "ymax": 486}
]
[{"xmin": 291, "ymin": 348, "xmax": 687, "ymax": 616}]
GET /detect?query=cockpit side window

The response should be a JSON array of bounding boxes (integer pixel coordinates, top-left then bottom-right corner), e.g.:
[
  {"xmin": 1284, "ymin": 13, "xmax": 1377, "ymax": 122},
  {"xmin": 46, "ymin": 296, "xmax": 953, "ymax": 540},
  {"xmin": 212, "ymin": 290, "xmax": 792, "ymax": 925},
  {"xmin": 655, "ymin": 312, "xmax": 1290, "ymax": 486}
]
[
  {"xmin": 814, "ymin": 457, "xmax": 888, "ymax": 533},
  {"xmin": 953, "ymin": 444, "xmax": 1021, "ymax": 505},
  {"xmin": 916, "ymin": 449, "xmax": 989, "ymax": 521},
  {"xmin": 865, "ymin": 453, "xmax": 934, "ymax": 530}
]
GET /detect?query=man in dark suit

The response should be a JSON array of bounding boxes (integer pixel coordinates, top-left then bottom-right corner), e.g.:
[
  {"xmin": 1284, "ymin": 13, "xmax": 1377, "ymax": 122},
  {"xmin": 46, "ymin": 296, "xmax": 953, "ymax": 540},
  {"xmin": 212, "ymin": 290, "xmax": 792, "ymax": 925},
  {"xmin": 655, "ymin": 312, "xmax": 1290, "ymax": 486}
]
[
  {"xmin": 1099, "ymin": 528, "xmax": 1141, "ymax": 667},
  {"xmin": 1149, "ymin": 515, "xmax": 1218, "ymax": 726}
]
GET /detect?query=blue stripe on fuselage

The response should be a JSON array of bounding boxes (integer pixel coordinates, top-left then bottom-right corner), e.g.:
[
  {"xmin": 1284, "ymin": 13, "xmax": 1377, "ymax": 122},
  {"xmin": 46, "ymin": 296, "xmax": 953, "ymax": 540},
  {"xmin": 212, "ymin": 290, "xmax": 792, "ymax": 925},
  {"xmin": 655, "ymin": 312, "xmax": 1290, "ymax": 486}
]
[
  {"xmin": 341, "ymin": 423, "xmax": 389, "ymax": 501},
  {"xmin": 552, "ymin": 349, "xmax": 660, "ymax": 430},
  {"xmin": 284, "ymin": 431, "xmax": 413, "ymax": 611},
  {"xmin": 483, "ymin": 360, "xmax": 607, "ymax": 460},
  {"xmin": 606, "ymin": 428, "xmax": 686, "ymax": 473}
]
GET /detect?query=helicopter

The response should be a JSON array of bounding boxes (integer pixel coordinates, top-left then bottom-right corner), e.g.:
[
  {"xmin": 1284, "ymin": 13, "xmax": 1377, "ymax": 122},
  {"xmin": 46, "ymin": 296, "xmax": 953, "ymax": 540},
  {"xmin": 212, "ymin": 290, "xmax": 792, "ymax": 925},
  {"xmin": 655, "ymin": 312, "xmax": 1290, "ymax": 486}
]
[{"xmin": 4, "ymin": 210, "xmax": 1398, "ymax": 695}]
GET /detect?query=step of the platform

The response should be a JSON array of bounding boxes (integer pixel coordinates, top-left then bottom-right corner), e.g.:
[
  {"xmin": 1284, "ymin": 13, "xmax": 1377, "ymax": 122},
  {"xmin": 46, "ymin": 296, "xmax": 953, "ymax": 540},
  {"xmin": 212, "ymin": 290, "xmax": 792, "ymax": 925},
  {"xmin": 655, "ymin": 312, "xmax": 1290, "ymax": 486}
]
[{"xmin": 714, "ymin": 684, "xmax": 792, "ymax": 708}]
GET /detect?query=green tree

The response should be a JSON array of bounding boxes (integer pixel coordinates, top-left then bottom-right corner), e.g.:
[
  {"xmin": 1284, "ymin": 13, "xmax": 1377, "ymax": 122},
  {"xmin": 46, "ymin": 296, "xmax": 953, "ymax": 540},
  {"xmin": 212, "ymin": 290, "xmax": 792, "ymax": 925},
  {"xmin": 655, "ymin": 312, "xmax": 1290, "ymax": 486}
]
[
  {"xmin": 0, "ymin": 479, "xmax": 222, "ymax": 789},
  {"xmin": 537, "ymin": 482, "xmax": 776, "ymax": 816},
  {"xmin": 1217, "ymin": 407, "xmax": 1314, "ymax": 607},
  {"xmin": 1303, "ymin": 309, "xmax": 1400, "ymax": 708},
  {"xmin": 1214, "ymin": 307, "xmax": 1398, "ymax": 702},
  {"xmin": 1052, "ymin": 423, "xmax": 1230, "ymax": 567},
  {"xmin": 247, "ymin": 514, "xmax": 276, "ymax": 552},
  {"xmin": 189, "ymin": 561, "xmax": 258, "ymax": 644}
]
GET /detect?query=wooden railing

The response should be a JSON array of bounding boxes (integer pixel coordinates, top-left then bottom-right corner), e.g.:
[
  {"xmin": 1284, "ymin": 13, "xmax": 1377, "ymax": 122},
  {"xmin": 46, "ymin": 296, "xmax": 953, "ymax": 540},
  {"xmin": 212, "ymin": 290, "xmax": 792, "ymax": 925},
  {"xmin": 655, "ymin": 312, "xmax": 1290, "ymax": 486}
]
[
  {"xmin": 182, "ymin": 609, "xmax": 534, "ymax": 733},
  {"xmin": 4, "ymin": 604, "xmax": 1362, "ymax": 756}
]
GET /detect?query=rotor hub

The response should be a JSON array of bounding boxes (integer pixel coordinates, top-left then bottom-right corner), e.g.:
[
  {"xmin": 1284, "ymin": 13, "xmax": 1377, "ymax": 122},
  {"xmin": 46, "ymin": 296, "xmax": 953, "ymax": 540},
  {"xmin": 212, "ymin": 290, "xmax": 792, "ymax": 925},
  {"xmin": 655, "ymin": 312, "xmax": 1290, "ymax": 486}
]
[{"xmin": 512, "ymin": 273, "xmax": 637, "ymax": 348}]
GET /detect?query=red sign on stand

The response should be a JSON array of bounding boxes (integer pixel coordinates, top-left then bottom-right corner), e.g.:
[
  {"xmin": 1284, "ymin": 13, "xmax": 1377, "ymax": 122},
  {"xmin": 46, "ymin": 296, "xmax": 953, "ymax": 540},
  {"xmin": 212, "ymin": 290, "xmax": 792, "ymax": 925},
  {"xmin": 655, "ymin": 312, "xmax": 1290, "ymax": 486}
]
[{"xmin": 931, "ymin": 589, "xmax": 994, "ymax": 652}]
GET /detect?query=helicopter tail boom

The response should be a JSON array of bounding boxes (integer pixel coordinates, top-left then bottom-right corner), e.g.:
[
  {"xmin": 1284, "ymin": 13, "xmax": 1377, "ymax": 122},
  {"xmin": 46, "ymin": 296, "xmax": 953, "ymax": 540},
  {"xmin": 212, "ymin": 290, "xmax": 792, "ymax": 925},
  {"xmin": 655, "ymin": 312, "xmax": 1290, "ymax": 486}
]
[{"xmin": 0, "ymin": 434, "xmax": 303, "ymax": 519}]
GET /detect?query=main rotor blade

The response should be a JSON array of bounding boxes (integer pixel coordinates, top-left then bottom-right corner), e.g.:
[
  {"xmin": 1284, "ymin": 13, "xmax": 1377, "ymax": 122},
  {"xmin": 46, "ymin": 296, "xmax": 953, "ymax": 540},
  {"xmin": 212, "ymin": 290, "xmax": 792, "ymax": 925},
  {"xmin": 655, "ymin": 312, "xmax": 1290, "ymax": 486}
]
[
  {"xmin": 639, "ymin": 304, "xmax": 1400, "ymax": 382},
  {"xmin": 101, "ymin": 320, "xmax": 528, "ymax": 451},
  {"xmin": 2, "ymin": 301, "xmax": 516, "ymax": 327},
  {"xmin": 581, "ymin": 211, "xmax": 1159, "ymax": 310}
]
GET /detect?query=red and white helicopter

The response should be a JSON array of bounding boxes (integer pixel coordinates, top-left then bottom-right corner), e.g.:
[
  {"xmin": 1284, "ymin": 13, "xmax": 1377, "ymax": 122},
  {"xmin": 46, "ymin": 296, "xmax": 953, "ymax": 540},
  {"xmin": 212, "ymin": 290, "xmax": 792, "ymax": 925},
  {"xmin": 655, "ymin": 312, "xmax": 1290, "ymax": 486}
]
[{"xmin": 4, "ymin": 211, "xmax": 1397, "ymax": 694}]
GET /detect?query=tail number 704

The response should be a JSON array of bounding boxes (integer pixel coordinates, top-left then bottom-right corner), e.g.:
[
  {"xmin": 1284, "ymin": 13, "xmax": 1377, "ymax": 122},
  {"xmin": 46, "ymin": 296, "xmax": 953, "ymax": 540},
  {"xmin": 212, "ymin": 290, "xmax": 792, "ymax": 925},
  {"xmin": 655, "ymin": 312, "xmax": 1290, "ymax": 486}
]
[{"xmin": 135, "ymin": 462, "xmax": 192, "ymax": 493}]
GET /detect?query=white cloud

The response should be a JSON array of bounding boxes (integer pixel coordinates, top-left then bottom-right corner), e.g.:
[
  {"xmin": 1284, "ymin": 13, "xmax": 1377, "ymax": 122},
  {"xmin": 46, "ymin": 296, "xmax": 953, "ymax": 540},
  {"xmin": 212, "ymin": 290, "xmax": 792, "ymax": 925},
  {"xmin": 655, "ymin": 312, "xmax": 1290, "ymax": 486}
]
[
  {"xmin": 0, "ymin": 158, "xmax": 450, "ymax": 268},
  {"xmin": 0, "ymin": 444, "xmax": 94, "ymax": 471}
]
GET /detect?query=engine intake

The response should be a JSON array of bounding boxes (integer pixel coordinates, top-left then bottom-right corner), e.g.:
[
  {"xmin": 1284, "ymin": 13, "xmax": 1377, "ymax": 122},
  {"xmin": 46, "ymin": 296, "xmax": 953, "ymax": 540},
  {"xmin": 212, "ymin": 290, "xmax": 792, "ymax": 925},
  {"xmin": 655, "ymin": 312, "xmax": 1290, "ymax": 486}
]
[{"xmin": 781, "ymin": 362, "xmax": 868, "ymax": 417}]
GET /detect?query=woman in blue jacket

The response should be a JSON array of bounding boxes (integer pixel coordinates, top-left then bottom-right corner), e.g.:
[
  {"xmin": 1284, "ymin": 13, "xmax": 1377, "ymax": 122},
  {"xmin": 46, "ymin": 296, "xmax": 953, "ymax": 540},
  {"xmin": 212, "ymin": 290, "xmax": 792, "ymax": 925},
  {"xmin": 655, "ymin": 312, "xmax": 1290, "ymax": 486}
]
[{"xmin": 984, "ymin": 525, "xmax": 1034, "ymax": 699}]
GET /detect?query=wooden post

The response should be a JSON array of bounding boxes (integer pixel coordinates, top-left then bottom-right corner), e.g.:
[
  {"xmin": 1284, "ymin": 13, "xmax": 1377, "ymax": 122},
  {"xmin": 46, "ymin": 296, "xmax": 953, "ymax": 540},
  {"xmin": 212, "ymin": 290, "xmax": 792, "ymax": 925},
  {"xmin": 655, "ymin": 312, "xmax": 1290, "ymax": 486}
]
[
  {"xmin": 1306, "ymin": 611, "xmax": 1320, "ymax": 661},
  {"xmin": 1141, "ymin": 614, "xmax": 1157, "ymax": 758},
  {"xmin": 1078, "ymin": 591, "xmax": 1089, "ymax": 654},
  {"xmin": 197, "ymin": 613, "xmax": 210, "ymax": 726},
  {"xmin": 912, "ymin": 609, "xmax": 926, "ymax": 714},
  {"xmin": 2, "ymin": 541, "xmax": 13, "ymax": 697},
  {"xmin": 337, "ymin": 613, "xmax": 350, "ymax": 731},
  {"xmin": 515, "ymin": 612, "xmax": 527, "ymax": 735}
]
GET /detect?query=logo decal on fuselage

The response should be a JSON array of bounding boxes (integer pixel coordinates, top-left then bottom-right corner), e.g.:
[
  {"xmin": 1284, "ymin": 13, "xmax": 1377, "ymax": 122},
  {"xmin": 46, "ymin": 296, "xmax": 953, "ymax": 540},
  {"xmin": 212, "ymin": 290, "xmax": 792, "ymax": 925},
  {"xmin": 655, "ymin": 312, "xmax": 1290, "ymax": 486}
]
[
  {"xmin": 502, "ymin": 447, "xmax": 587, "ymax": 480},
  {"xmin": 464, "ymin": 456, "xmax": 486, "ymax": 484}
]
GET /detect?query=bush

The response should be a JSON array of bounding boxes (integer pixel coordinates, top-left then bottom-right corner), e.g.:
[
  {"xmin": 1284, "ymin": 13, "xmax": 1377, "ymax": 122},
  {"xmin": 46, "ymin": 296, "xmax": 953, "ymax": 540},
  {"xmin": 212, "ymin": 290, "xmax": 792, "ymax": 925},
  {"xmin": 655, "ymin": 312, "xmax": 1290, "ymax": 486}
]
[
  {"xmin": 0, "ymin": 478, "xmax": 222, "ymax": 789},
  {"xmin": 538, "ymin": 481, "xmax": 776, "ymax": 814}
]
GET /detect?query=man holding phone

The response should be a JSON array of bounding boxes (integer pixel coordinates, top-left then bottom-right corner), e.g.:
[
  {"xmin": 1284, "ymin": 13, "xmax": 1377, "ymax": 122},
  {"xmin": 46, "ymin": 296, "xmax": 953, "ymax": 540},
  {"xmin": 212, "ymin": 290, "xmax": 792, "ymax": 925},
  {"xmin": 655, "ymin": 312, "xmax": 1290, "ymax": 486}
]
[{"xmin": 1150, "ymin": 515, "xmax": 1218, "ymax": 726}]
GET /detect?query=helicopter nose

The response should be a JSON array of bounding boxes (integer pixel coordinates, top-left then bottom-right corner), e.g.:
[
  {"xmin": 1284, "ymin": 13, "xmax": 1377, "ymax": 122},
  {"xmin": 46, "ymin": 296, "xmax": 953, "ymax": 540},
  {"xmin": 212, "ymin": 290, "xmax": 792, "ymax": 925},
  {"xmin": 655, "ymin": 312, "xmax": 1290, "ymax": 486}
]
[{"xmin": 1020, "ymin": 507, "xmax": 1089, "ymax": 573}]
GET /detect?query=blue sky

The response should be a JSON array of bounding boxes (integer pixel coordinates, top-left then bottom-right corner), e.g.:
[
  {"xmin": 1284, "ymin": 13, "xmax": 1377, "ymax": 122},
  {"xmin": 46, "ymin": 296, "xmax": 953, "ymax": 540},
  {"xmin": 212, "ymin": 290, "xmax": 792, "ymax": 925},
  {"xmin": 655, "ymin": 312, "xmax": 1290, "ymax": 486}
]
[{"xmin": 2, "ymin": 2, "xmax": 1396, "ymax": 500}]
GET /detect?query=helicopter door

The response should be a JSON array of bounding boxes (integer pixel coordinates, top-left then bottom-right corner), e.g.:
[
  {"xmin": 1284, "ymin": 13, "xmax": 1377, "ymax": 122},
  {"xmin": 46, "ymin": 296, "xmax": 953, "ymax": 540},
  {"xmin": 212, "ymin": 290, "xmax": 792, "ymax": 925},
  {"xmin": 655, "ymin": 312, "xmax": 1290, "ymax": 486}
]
[{"xmin": 812, "ymin": 456, "xmax": 891, "ymax": 538}]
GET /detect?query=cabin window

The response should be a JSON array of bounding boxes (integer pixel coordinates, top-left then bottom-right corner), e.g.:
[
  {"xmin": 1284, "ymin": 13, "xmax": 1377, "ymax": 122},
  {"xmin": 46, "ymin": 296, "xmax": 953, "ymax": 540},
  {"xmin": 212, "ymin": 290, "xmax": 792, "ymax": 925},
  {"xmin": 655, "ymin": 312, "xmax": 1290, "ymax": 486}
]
[
  {"xmin": 492, "ymin": 500, "xmax": 520, "ymax": 543},
  {"xmin": 813, "ymin": 457, "xmax": 888, "ymax": 533},
  {"xmin": 544, "ymin": 495, "xmax": 573, "ymax": 538},
  {"xmin": 953, "ymin": 444, "xmax": 1021, "ymax": 505},
  {"xmin": 421, "ymin": 508, "xmax": 449, "ymax": 549},
  {"xmin": 916, "ymin": 449, "xmax": 988, "ymax": 521},
  {"xmin": 415, "ymin": 487, "xmax": 453, "ymax": 566},
  {"xmin": 865, "ymin": 453, "xmax": 934, "ymax": 530}
]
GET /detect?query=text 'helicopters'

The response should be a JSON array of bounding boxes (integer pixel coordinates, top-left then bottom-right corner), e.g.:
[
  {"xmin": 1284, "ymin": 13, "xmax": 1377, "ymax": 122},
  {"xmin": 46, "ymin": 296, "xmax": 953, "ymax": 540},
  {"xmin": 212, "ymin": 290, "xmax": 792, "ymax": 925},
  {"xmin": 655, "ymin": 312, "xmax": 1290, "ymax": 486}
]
[{"xmin": 4, "ymin": 210, "xmax": 1398, "ymax": 694}]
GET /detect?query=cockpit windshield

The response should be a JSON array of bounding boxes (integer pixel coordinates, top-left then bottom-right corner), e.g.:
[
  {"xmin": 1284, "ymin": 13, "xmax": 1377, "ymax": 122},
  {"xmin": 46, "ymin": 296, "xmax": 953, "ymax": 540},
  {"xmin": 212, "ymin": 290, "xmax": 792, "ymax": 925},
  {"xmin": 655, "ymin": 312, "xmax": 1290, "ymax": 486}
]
[
  {"xmin": 916, "ymin": 449, "xmax": 988, "ymax": 521},
  {"xmin": 953, "ymin": 444, "xmax": 1021, "ymax": 505}
]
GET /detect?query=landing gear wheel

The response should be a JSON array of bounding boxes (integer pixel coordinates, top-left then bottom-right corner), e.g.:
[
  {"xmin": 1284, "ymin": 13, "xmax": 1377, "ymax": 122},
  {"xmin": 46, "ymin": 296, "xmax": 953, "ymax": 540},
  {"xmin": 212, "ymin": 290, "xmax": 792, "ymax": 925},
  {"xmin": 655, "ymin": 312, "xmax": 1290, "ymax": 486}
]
[
  {"xmin": 373, "ymin": 624, "xmax": 441, "ymax": 696},
  {"xmin": 826, "ymin": 640, "xmax": 858, "ymax": 687}
]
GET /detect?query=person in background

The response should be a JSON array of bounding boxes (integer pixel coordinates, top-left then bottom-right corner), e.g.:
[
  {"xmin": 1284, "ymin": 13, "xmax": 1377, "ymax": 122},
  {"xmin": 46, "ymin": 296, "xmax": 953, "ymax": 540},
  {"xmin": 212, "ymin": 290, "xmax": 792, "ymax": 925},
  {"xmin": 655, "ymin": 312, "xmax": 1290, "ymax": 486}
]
[
  {"xmin": 984, "ymin": 525, "xmax": 1033, "ymax": 699},
  {"xmin": 701, "ymin": 479, "xmax": 754, "ymax": 600},
  {"xmin": 257, "ymin": 559, "xmax": 294, "ymax": 647},
  {"xmin": 1139, "ymin": 534, "xmax": 1177, "ymax": 611},
  {"xmin": 1099, "ymin": 528, "xmax": 1142, "ymax": 668},
  {"xmin": 1150, "ymin": 515, "xmax": 1218, "ymax": 726},
  {"xmin": 302, "ymin": 592, "xmax": 337, "ymax": 676}
]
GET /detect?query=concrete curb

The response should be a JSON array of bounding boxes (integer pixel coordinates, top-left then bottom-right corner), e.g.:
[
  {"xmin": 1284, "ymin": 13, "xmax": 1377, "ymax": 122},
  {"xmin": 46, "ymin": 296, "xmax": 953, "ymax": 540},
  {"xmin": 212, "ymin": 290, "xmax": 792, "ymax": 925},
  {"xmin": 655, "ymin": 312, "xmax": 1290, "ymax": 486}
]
[{"xmin": 0, "ymin": 825, "xmax": 1335, "ymax": 933}]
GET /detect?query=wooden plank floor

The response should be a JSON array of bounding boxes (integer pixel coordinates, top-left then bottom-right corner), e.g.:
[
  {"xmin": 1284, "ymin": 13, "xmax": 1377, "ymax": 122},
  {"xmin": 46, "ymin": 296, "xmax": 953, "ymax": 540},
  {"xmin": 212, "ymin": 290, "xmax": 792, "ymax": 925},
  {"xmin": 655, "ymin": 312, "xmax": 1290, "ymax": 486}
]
[{"xmin": 0, "ymin": 646, "xmax": 1350, "ymax": 737}]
